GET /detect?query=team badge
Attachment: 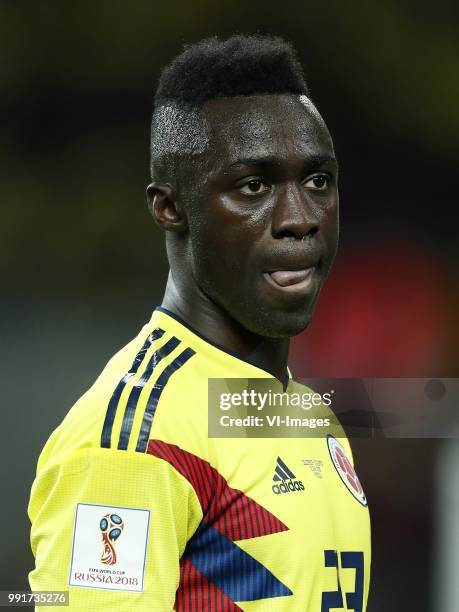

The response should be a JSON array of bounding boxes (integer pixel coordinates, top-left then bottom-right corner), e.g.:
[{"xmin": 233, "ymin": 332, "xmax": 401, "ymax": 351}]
[{"xmin": 327, "ymin": 435, "xmax": 367, "ymax": 507}]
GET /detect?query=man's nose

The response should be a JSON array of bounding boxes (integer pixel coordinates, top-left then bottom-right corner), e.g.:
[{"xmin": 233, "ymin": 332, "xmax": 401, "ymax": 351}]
[{"xmin": 271, "ymin": 183, "xmax": 319, "ymax": 240}]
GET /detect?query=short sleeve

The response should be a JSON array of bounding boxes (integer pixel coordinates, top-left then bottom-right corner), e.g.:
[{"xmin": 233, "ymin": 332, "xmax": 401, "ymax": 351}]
[{"xmin": 28, "ymin": 447, "xmax": 202, "ymax": 611}]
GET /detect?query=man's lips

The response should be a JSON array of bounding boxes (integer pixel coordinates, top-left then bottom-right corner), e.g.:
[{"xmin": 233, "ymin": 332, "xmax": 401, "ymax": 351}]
[
  {"xmin": 268, "ymin": 269, "xmax": 312, "ymax": 287},
  {"xmin": 263, "ymin": 266, "xmax": 317, "ymax": 292}
]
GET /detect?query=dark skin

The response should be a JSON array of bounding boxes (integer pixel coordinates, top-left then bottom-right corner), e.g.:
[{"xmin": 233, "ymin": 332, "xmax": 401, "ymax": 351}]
[{"xmin": 147, "ymin": 94, "xmax": 339, "ymax": 383}]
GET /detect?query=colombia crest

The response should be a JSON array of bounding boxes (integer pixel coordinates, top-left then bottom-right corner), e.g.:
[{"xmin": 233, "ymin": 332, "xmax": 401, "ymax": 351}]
[{"xmin": 327, "ymin": 435, "xmax": 367, "ymax": 507}]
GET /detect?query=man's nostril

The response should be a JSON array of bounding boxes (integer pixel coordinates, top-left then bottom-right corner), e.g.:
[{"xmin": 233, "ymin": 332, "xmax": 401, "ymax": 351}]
[{"xmin": 278, "ymin": 230, "xmax": 297, "ymax": 239}]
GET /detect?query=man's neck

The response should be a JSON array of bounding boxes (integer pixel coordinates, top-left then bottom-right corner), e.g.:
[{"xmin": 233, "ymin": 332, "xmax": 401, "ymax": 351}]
[{"xmin": 161, "ymin": 270, "xmax": 290, "ymax": 383}]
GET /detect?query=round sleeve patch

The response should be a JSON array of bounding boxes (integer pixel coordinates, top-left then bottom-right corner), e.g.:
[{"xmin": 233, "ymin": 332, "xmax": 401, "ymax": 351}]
[{"xmin": 327, "ymin": 435, "xmax": 367, "ymax": 507}]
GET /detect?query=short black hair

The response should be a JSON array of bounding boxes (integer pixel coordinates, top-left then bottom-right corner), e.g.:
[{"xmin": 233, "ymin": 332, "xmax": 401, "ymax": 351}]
[
  {"xmin": 154, "ymin": 34, "xmax": 308, "ymax": 107},
  {"xmin": 150, "ymin": 34, "xmax": 309, "ymax": 183}
]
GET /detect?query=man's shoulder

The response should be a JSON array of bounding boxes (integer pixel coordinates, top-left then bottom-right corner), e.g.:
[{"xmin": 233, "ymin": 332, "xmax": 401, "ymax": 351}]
[{"xmin": 37, "ymin": 322, "xmax": 209, "ymax": 473}]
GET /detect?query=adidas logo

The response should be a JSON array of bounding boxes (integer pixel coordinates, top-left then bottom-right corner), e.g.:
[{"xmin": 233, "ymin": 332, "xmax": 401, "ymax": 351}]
[{"xmin": 272, "ymin": 457, "xmax": 305, "ymax": 495}]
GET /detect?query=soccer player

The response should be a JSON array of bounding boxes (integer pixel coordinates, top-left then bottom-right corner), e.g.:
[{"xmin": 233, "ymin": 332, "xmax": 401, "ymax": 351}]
[{"xmin": 29, "ymin": 35, "xmax": 371, "ymax": 610}]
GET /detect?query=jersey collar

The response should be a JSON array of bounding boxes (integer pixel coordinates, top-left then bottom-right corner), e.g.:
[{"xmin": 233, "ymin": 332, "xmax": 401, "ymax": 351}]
[{"xmin": 153, "ymin": 306, "xmax": 292, "ymax": 391}]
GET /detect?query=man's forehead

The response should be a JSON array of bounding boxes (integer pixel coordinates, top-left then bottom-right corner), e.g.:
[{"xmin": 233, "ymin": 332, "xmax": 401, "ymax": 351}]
[{"xmin": 202, "ymin": 93, "xmax": 333, "ymax": 164}]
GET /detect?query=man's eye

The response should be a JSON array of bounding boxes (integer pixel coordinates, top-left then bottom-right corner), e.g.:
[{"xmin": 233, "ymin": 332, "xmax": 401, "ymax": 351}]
[
  {"xmin": 303, "ymin": 174, "xmax": 330, "ymax": 191},
  {"xmin": 240, "ymin": 179, "xmax": 270, "ymax": 196}
]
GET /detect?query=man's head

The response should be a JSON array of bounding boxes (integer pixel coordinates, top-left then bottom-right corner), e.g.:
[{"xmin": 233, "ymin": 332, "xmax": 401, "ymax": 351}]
[{"xmin": 148, "ymin": 35, "xmax": 339, "ymax": 339}]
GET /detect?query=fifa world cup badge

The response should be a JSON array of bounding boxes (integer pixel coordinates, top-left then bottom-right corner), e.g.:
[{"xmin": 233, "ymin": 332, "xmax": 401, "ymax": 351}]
[{"xmin": 69, "ymin": 503, "xmax": 150, "ymax": 592}]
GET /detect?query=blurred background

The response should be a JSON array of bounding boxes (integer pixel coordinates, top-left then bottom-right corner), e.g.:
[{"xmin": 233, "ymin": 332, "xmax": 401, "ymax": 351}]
[{"xmin": 1, "ymin": 1, "xmax": 458, "ymax": 610}]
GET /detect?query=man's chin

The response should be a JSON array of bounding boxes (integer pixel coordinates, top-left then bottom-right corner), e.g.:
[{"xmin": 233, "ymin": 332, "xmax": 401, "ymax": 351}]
[
  {"xmin": 266, "ymin": 311, "xmax": 314, "ymax": 339},
  {"xmin": 241, "ymin": 305, "xmax": 316, "ymax": 340}
]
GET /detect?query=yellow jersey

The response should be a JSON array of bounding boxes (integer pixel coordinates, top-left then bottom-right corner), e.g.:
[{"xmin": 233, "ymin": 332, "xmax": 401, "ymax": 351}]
[{"xmin": 28, "ymin": 306, "xmax": 371, "ymax": 610}]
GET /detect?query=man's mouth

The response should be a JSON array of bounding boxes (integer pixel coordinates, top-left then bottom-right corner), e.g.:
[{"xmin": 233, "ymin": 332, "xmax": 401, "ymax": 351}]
[
  {"xmin": 263, "ymin": 267, "xmax": 317, "ymax": 292},
  {"xmin": 268, "ymin": 269, "xmax": 312, "ymax": 286}
]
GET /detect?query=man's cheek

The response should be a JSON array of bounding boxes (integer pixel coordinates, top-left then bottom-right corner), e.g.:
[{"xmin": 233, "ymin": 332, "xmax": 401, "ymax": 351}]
[{"xmin": 321, "ymin": 206, "xmax": 339, "ymax": 246}]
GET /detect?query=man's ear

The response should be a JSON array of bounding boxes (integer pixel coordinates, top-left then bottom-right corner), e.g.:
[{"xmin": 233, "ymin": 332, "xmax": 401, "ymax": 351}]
[{"xmin": 146, "ymin": 183, "xmax": 188, "ymax": 232}]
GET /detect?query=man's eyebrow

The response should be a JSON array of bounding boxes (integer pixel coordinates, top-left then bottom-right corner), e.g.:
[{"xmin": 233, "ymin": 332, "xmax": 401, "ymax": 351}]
[
  {"xmin": 226, "ymin": 155, "xmax": 281, "ymax": 169},
  {"xmin": 224, "ymin": 153, "xmax": 338, "ymax": 171}
]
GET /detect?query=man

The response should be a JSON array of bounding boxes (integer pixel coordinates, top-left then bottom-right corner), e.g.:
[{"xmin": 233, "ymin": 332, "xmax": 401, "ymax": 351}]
[{"xmin": 29, "ymin": 35, "xmax": 371, "ymax": 610}]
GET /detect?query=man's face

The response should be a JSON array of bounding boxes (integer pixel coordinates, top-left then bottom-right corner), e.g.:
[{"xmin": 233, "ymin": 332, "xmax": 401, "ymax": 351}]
[{"xmin": 185, "ymin": 93, "xmax": 339, "ymax": 339}]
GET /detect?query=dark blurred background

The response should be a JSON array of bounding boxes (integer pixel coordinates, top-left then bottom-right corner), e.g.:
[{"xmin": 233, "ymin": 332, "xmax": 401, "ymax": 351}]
[{"xmin": 1, "ymin": 2, "xmax": 458, "ymax": 610}]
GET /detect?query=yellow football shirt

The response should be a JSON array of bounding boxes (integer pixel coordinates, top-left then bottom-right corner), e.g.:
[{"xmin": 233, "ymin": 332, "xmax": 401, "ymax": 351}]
[{"xmin": 28, "ymin": 306, "xmax": 371, "ymax": 610}]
